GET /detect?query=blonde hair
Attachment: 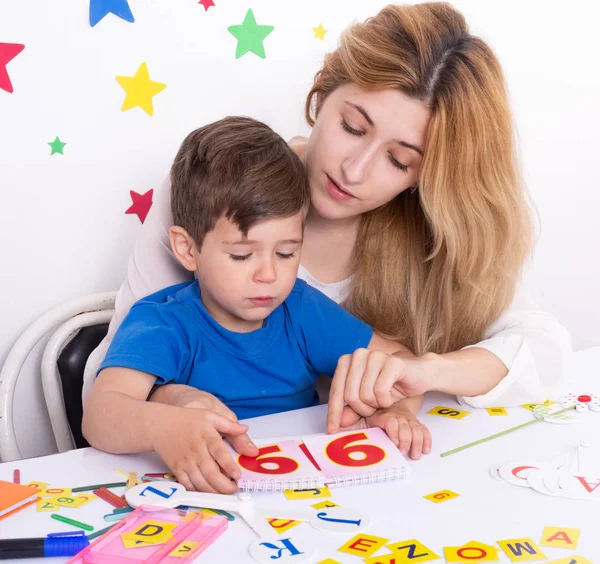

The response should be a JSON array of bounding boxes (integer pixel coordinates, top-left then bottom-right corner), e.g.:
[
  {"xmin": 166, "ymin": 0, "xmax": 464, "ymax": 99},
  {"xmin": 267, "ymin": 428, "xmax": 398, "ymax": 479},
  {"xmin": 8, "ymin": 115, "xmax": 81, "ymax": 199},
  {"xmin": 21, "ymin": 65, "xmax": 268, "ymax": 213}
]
[{"xmin": 305, "ymin": 2, "xmax": 533, "ymax": 355}]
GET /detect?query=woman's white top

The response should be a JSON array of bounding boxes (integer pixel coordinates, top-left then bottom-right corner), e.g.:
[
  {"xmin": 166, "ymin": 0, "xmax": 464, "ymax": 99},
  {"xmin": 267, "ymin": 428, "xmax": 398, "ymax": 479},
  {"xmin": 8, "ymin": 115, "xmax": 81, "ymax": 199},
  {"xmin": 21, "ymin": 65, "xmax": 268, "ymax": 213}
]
[{"xmin": 82, "ymin": 177, "xmax": 572, "ymax": 408}]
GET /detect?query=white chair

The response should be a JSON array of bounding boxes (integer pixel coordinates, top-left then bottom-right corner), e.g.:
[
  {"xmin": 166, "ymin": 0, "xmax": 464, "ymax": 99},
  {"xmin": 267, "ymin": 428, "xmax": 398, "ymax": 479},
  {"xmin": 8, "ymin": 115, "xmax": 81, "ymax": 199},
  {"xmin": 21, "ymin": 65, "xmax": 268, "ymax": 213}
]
[{"xmin": 0, "ymin": 293, "xmax": 116, "ymax": 462}]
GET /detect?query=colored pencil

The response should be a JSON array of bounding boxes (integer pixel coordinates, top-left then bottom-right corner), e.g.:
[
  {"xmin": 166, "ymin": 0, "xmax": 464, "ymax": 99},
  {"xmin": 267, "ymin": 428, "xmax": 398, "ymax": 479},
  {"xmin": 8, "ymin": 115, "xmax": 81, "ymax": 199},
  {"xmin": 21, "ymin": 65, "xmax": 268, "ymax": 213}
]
[
  {"xmin": 93, "ymin": 488, "xmax": 129, "ymax": 508},
  {"xmin": 72, "ymin": 482, "xmax": 126, "ymax": 492}
]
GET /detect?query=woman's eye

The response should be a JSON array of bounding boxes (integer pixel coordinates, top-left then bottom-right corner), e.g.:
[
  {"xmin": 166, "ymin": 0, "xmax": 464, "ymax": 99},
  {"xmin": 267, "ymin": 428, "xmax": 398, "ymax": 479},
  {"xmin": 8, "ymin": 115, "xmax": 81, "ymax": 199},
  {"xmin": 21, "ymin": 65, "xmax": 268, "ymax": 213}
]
[
  {"xmin": 341, "ymin": 119, "xmax": 364, "ymax": 136},
  {"xmin": 277, "ymin": 252, "xmax": 295, "ymax": 259},
  {"xmin": 229, "ymin": 254, "xmax": 251, "ymax": 261},
  {"xmin": 388, "ymin": 153, "xmax": 408, "ymax": 172}
]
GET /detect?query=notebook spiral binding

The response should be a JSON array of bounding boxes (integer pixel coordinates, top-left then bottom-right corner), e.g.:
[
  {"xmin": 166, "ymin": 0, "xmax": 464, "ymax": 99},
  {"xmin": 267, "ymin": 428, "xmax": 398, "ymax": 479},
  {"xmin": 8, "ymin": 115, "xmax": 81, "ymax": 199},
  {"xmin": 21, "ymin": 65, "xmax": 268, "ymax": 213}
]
[
  {"xmin": 238, "ymin": 476, "xmax": 325, "ymax": 492},
  {"xmin": 328, "ymin": 467, "xmax": 409, "ymax": 488},
  {"xmin": 238, "ymin": 467, "xmax": 408, "ymax": 491}
]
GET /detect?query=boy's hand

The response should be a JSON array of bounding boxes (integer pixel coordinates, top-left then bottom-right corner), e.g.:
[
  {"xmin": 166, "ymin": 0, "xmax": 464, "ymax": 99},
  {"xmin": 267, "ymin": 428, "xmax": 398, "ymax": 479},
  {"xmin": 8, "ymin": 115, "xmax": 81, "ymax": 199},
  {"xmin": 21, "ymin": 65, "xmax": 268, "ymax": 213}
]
[
  {"xmin": 335, "ymin": 404, "xmax": 431, "ymax": 460},
  {"xmin": 150, "ymin": 407, "xmax": 258, "ymax": 494},
  {"xmin": 328, "ymin": 350, "xmax": 432, "ymax": 425},
  {"xmin": 150, "ymin": 385, "xmax": 258, "ymax": 461}
]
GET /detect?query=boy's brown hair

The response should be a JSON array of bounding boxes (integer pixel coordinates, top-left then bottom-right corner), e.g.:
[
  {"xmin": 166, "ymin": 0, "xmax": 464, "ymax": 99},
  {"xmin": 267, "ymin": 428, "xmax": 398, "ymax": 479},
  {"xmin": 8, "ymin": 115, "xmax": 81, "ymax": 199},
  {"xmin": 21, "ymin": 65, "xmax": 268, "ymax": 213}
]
[{"xmin": 170, "ymin": 116, "xmax": 309, "ymax": 249}]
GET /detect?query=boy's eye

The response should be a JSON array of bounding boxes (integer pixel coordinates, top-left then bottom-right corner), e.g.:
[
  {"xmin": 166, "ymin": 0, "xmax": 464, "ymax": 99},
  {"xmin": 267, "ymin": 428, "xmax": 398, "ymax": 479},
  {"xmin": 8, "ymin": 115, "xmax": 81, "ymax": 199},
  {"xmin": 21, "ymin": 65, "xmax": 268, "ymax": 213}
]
[
  {"xmin": 276, "ymin": 252, "xmax": 295, "ymax": 259},
  {"xmin": 229, "ymin": 254, "xmax": 251, "ymax": 261}
]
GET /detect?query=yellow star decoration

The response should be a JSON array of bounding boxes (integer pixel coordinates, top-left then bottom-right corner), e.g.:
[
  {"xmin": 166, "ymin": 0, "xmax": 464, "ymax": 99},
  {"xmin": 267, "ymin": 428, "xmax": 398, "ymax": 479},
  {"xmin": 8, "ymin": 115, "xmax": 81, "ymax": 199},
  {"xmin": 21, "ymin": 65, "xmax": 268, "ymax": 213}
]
[
  {"xmin": 116, "ymin": 62, "xmax": 167, "ymax": 116},
  {"xmin": 313, "ymin": 23, "xmax": 327, "ymax": 40}
]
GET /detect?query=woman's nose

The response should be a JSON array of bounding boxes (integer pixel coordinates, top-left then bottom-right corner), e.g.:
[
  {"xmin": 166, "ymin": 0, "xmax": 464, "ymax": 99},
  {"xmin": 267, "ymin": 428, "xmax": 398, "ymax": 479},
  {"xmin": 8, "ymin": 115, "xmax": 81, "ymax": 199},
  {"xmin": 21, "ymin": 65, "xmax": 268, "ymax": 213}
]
[{"xmin": 341, "ymin": 145, "xmax": 375, "ymax": 185}]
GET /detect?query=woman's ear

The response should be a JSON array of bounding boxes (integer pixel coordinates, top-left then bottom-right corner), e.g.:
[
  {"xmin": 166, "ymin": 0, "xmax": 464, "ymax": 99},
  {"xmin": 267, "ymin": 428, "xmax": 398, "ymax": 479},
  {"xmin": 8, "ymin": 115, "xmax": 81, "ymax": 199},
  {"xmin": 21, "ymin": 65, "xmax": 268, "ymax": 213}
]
[{"xmin": 169, "ymin": 226, "xmax": 199, "ymax": 272}]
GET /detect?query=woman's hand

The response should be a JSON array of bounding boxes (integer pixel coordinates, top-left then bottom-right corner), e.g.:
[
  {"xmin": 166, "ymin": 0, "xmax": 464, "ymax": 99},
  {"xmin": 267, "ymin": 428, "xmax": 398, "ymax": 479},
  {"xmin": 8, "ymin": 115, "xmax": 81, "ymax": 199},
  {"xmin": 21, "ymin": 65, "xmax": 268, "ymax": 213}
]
[
  {"xmin": 328, "ymin": 392, "xmax": 431, "ymax": 460},
  {"xmin": 327, "ymin": 349, "xmax": 433, "ymax": 431}
]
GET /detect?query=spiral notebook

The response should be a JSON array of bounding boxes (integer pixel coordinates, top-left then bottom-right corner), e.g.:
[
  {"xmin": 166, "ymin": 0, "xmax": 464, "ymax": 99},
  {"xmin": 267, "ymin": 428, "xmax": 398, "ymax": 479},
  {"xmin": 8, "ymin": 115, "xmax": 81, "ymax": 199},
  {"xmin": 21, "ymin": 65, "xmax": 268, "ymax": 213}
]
[{"xmin": 231, "ymin": 427, "xmax": 411, "ymax": 491}]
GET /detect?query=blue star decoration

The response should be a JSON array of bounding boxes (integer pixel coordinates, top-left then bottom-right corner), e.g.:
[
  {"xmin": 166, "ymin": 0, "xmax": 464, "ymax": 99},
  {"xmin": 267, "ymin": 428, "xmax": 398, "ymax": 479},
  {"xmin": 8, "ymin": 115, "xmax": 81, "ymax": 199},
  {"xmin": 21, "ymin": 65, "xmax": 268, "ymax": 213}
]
[
  {"xmin": 90, "ymin": 0, "xmax": 135, "ymax": 27},
  {"xmin": 228, "ymin": 9, "xmax": 274, "ymax": 59}
]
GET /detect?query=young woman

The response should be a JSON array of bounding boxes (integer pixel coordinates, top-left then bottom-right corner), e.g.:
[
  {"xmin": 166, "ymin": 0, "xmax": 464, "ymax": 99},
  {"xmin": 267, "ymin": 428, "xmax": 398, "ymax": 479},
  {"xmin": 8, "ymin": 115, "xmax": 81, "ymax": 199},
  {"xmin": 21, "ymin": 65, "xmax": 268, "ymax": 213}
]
[{"xmin": 83, "ymin": 2, "xmax": 570, "ymax": 468}]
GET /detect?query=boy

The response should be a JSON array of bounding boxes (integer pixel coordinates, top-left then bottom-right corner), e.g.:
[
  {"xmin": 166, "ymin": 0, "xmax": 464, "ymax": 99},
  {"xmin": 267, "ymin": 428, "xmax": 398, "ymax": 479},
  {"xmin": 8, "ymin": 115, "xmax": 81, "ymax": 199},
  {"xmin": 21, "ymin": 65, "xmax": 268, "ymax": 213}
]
[{"xmin": 83, "ymin": 117, "xmax": 427, "ymax": 494}]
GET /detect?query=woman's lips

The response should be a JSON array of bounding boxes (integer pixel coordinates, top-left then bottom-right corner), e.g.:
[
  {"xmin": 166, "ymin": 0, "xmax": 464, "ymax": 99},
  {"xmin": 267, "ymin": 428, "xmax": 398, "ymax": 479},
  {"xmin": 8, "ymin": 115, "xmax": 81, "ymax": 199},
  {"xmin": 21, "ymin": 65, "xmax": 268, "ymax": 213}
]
[{"xmin": 326, "ymin": 175, "xmax": 356, "ymax": 201}]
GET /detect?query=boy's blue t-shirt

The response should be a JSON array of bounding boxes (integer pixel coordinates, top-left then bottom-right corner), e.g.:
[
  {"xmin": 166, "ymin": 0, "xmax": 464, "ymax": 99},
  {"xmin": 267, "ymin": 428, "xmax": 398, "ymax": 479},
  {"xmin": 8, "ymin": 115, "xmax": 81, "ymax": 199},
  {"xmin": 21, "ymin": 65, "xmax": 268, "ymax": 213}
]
[{"xmin": 99, "ymin": 279, "xmax": 373, "ymax": 420}]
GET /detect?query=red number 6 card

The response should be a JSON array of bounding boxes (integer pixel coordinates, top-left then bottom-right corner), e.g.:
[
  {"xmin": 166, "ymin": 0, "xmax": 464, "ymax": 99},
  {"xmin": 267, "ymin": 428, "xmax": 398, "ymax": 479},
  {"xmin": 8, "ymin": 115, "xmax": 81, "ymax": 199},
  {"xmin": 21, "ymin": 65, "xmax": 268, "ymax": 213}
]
[{"xmin": 230, "ymin": 428, "xmax": 410, "ymax": 491}]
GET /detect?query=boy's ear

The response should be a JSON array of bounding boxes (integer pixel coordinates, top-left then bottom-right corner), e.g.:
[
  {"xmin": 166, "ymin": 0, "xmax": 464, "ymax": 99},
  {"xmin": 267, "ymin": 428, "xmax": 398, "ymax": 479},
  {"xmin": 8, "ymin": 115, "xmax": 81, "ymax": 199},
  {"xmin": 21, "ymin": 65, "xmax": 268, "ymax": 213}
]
[{"xmin": 169, "ymin": 226, "xmax": 199, "ymax": 272}]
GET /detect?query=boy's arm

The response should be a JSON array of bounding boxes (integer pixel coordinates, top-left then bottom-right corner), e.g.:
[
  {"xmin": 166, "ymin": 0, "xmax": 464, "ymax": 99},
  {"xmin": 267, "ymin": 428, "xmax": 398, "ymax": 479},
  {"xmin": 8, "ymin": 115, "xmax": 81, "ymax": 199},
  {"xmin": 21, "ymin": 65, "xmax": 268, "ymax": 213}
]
[
  {"xmin": 336, "ymin": 393, "xmax": 431, "ymax": 458},
  {"xmin": 149, "ymin": 383, "xmax": 221, "ymax": 409},
  {"xmin": 83, "ymin": 367, "xmax": 166, "ymax": 453},
  {"xmin": 82, "ymin": 368, "xmax": 257, "ymax": 493}
]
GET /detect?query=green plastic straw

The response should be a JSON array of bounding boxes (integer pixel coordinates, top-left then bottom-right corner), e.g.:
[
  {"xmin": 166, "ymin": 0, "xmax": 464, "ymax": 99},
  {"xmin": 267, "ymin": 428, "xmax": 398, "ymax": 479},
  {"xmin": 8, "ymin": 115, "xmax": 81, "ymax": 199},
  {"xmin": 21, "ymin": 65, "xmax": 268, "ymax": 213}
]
[
  {"xmin": 104, "ymin": 512, "xmax": 129, "ymax": 522},
  {"xmin": 440, "ymin": 405, "xmax": 576, "ymax": 457},
  {"xmin": 72, "ymin": 482, "xmax": 126, "ymax": 492},
  {"xmin": 51, "ymin": 513, "xmax": 94, "ymax": 531},
  {"xmin": 112, "ymin": 506, "xmax": 134, "ymax": 515},
  {"xmin": 87, "ymin": 524, "xmax": 115, "ymax": 541}
]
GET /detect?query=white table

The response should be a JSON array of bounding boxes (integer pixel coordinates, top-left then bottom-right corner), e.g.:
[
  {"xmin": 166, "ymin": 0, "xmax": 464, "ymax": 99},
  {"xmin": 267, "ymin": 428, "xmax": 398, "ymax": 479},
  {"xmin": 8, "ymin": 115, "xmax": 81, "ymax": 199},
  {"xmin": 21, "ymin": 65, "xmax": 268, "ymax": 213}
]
[{"xmin": 1, "ymin": 347, "xmax": 599, "ymax": 563}]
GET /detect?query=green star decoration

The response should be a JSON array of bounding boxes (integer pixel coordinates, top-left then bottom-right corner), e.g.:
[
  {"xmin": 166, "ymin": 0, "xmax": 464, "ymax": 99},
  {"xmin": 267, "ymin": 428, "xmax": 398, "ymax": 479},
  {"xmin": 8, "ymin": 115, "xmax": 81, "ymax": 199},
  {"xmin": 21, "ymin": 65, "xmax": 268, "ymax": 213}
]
[
  {"xmin": 48, "ymin": 136, "xmax": 67, "ymax": 156},
  {"xmin": 228, "ymin": 9, "xmax": 274, "ymax": 59}
]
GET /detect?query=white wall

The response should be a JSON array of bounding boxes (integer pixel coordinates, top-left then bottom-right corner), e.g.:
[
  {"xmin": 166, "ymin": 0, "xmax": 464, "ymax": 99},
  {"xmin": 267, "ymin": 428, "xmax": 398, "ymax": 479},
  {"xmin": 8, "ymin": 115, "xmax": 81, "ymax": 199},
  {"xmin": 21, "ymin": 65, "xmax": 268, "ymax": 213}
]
[{"xmin": 1, "ymin": 0, "xmax": 598, "ymax": 460}]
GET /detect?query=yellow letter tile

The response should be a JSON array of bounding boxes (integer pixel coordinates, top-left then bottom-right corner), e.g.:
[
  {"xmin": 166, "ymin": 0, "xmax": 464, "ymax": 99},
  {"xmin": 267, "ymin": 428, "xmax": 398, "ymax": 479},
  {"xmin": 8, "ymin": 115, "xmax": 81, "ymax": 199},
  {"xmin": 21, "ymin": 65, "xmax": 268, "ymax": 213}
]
[
  {"xmin": 521, "ymin": 400, "xmax": 556, "ymax": 412},
  {"xmin": 423, "ymin": 490, "xmax": 460, "ymax": 503},
  {"xmin": 427, "ymin": 406, "xmax": 470, "ymax": 419},
  {"xmin": 37, "ymin": 498, "xmax": 59, "ymax": 512},
  {"xmin": 267, "ymin": 518, "xmax": 301, "ymax": 534},
  {"xmin": 387, "ymin": 538, "xmax": 440, "ymax": 562},
  {"xmin": 540, "ymin": 526, "xmax": 581, "ymax": 549},
  {"xmin": 497, "ymin": 538, "xmax": 546, "ymax": 562},
  {"xmin": 69, "ymin": 494, "xmax": 97, "ymax": 508},
  {"xmin": 444, "ymin": 541, "xmax": 499, "ymax": 562},
  {"xmin": 284, "ymin": 486, "xmax": 332, "ymax": 500},
  {"xmin": 487, "ymin": 407, "xmax": 508, "ymax": 416},
  {"xmin": 24, "ymin": 481, "xmax": 49, "ymax": 491},
  {"xmin": 169, "ymin": 541, "xmax": 198, "ymax": 557},
  {"xmin": 46, "ymin": 495, "xmax": 78, "ymax": 508},
  {"xmin": 364, "ymin": 553, "xmax": 406, "ymax": 564},
  {"xmin": 312, "ymin": 500, "xmax": 339, "ymax": 509},
  {"xmin": 545, "ymin": 557, "xmax": 592, "ymax": 564},
  {"xmin": 120, "ymin": 535, "xmax": 156, "ymax": 549},
  {"xmin": 338, "ymin": 533, "xmax": 389, "ymax": 557},
  {"xmin": 129, "ymin": 520, "xmax": 177, "ymax": 544},
  {"xmin": 41, "ymin": 487, "xmax": 72, "ymax": 497}
]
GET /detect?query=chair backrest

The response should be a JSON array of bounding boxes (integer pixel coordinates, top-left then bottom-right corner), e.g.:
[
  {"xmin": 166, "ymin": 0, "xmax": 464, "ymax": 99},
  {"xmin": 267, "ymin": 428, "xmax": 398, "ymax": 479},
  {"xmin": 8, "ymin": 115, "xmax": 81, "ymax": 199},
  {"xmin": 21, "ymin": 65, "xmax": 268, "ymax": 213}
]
[
  {"xmin": 57, "ymin": 323, "xmax": 109, "ymax": 449},
  {"xmin": 0, "ymin": 293, "xmax": 116, "ymax": 461}
]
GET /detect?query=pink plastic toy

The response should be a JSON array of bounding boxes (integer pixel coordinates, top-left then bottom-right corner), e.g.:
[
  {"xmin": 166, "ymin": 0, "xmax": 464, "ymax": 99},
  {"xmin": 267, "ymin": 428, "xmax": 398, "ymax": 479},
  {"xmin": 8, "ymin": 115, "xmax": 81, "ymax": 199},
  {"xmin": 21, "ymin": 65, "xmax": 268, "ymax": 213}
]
[{"xmin": 67, "ymin": 505, "xmax": 227, "ymax": 563}]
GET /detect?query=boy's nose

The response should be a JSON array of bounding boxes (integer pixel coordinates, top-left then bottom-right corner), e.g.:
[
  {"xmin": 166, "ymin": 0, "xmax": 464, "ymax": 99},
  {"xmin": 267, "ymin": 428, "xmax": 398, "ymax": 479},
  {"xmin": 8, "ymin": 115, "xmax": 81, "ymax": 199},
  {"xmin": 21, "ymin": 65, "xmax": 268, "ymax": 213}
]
[{"xmin": 254, "ymin": 260, "xmax": 277, "ymax": 283}]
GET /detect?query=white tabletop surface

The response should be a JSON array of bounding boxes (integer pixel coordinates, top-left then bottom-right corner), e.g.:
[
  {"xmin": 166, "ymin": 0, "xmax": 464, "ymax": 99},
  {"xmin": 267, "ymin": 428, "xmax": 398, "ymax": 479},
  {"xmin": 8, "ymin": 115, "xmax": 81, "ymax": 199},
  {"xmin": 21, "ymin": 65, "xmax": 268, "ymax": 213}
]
[{"xmin": 1, "ymin": 346, "xmax": 599, "ymax": 563}]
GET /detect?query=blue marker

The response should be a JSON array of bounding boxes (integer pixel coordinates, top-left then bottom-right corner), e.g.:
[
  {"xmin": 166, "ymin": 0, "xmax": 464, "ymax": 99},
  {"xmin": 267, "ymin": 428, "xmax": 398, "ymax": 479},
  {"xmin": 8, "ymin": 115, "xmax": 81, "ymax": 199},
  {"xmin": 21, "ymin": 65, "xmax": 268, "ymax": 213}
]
[{"xmin": 0, "ymin": 531, "xmax": 89, "ymax": 559}]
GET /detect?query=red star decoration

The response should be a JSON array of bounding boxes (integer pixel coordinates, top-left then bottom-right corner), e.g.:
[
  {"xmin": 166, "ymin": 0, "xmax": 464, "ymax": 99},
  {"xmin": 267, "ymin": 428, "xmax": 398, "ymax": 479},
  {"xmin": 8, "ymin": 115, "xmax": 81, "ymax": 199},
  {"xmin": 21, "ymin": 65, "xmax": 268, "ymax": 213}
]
[
  {"xmin": 0, "ymin": 43, "xmax": 25, "ymax": 94},
  {"xmin": 199, "ymin": 0, "xmax": 215, "ymax": 10},
  {"xmin": 125, "ymin": 189, "xmax": 153, "ymax": 224}
]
